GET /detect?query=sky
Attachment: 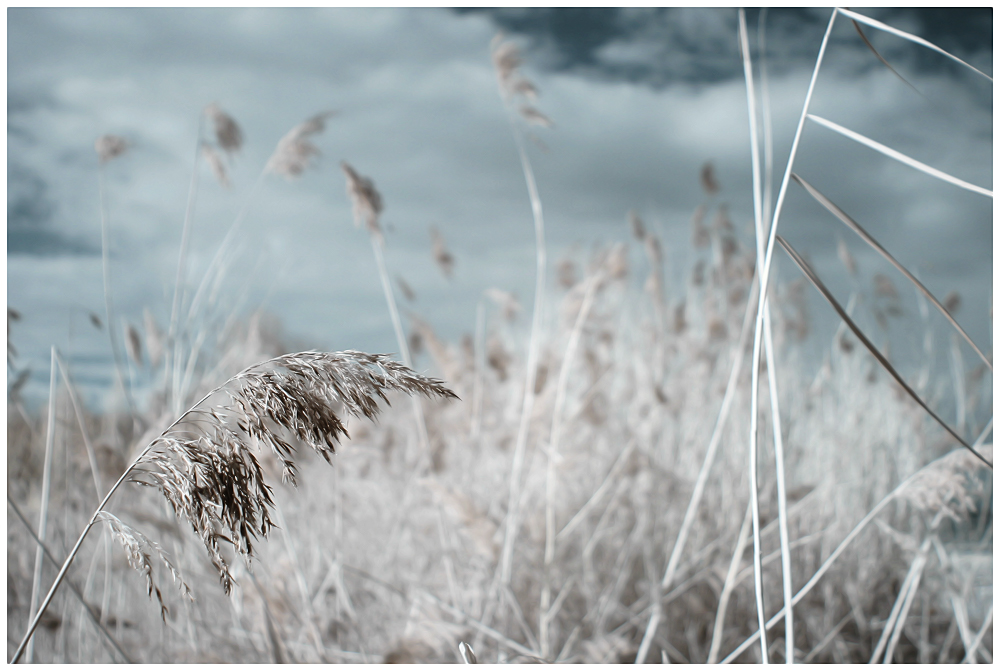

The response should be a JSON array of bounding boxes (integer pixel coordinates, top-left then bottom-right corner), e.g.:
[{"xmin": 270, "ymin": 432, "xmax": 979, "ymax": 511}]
[{"xmin": 6, "ymin": 7, "xmax": 994, "ymax": 409}]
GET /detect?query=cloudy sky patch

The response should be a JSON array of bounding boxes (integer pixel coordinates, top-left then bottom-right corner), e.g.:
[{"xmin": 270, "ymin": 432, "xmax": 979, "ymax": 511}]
[{"xmin": 7, "ymin": 7, "xmax": 993, "ymax": 408}]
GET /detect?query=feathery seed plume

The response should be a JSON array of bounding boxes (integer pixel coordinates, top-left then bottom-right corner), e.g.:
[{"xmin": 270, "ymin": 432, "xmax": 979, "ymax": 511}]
[
  {"xmin": 267, "ymin": 111, "xmax": 336, "ymax": 179},
  {"xmin": 129, "ymin": 351, "xmax": 456, "ymax": 592},
  {"xmin": 491, "ymin": 33, "xmax": 551, "ymax": 127}
]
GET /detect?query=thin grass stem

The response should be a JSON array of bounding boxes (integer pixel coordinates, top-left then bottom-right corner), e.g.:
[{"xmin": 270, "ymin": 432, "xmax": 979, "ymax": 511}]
[
  {"xmin": 837, "ymin": 8, "xmax": 993, "ymax": 81},
  {"xmin": 25, "ymin": 347, "xmax": 58, "ymax": 663},
  {"xmin": 807, "ymin": 114, "xmax": 992, "ymax": 198}
]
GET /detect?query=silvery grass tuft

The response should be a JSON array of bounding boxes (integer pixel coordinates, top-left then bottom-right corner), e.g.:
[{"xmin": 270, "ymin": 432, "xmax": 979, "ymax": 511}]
[{"xmin": 11, "ymin": 350, "xmax": 457, "ymax": 663}]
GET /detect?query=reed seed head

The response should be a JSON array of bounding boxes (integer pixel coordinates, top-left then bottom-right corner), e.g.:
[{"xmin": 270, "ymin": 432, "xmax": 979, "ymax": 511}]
[{"xmin": 130, "ymin": 351, "xmax": 457, "ymax": 593}]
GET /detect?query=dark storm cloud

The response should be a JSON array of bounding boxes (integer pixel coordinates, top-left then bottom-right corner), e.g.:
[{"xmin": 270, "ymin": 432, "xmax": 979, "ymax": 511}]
[
  {"xmin": 8, "ymin": 164, "xmax": 97, "ymax": 256},
  {"xmin": 453, "ymin": 8, "xmax": 992, "ymax": 86}
]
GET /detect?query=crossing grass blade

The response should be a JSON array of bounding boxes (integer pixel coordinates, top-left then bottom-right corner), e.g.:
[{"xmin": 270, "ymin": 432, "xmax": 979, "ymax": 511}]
[
  {"xmin": 791, "ymin": 172, "xmax": 992, "ymax": 371},
  {"xmin": 851, "ymin": 20, "xmax": 923, "ymax": 97},
  {"xmin": 776, "ymin": 234, "xmax": 991, "ymax": 468},
  {"xmin": 838, "ymin": 8, "xmax": 993, "ymax": 82},
  {"xmin": 807, "ymin": 115, "xmax": 993, "ymax": 198}
]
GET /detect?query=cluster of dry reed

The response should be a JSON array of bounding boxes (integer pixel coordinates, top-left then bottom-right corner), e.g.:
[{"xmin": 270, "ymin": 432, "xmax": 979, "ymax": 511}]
[{"xmin": 7, "ymin": 9, "xmax": 991, "ymax": 664}]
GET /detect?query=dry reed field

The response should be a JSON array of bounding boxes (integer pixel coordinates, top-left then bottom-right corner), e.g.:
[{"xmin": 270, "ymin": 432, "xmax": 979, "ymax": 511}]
[{"xmin": 7, "ymin": 9, "xmax": 993, "ymax": 664}]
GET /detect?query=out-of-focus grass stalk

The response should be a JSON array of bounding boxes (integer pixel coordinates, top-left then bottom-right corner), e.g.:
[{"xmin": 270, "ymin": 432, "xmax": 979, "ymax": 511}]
[
  {"xmin": 707, "ymin": 503, "xmax": 752, "ymax": 663},
  {"xmin": 25, "ymin": 347, "xmax": 58, "ymax": 663},
  {"xmin": 949, "ymin": 334, "xmax": 966, "ymax": 436},
  {"xmin": 634, "ymin": 268, "xmax": 759, "ymax": 664},
  {"xmin": 97, "ymin": 166, "xmax": 135, "ymax": 416},
  {"xmin": 962, "ymin": 603, "xmax": 994, "ymax": 663},
  {"xmin": 721, "ymin": 422, "xmax": 993, "ymax": 663},
  {"xmin": 167, "ymin": 114, "xmax": 205, "ymax": 413},
  {"xmin": 370, "ymin": 234, "xmax": 430, "ymax": 458},
  {"xmin": 174, "ymin": 169, "xmax": 268, "ymax": 413},
  {"xmin": 470, "ymin": 298, "xmax": 486, "ymax": 439},
  {"xmin": 54, "ymin": 350, "xmax": 104, "ymax": 498},
  {"xmin": 876, "ymin": 537, "xmax": 930, "ymax": 663},
  {"xmin": 541, "ymin": 271, "xmax": 602, "ymax": 658},
  {"xmin": 7, "ymin": 496, "xmax": 133, "ymax": 663},
  {"xmin": 498, "ymin": 107, "xmax": 547, "ymax": 587}
]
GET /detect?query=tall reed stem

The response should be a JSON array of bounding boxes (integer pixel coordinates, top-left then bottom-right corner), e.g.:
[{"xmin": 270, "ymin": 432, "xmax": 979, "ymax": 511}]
[
  {"xmin": 98, "ymin": 167, "xmax": 135, "ymax": 415},
  {"xmin": 498, "ymin": 107, "xmax": 547, "ymax": 587},
  {"xmin": 371, "ymin": 235, "xmax": 430, "ymax": 458},
  {"xmin": 167, "ymin": 115, "xmax": 205, "ymax": 412},
  {"xmin": 25, "ymin": 348, "xmax": 58, "ymax": 663}
]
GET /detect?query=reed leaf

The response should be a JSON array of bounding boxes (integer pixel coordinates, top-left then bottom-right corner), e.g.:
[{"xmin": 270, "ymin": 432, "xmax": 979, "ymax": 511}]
[
  {"xmin": 775, "ymin": 235, "xmax": 991, "ymax": 468},
  {"xmin": 838, "ymin": 8, "xmax": 993, "ymax": 82},
  {"xmin": 806, "ymin": 114, "xmax": 993, "ymax": 198},
  {"xmin": 791, "ymin": 172, "xmax": 991, "ymax": 370}
]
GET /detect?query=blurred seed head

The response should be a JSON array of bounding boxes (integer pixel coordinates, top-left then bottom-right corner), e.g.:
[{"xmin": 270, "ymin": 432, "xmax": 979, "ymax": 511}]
[
  {"xmin": 874, "ymin": 273, "xmax": 898, "ymax": 300},
  {"xmin": 486, "ymin": 288, "xmax": 521, "ymax": 322},
  {"xmin": 429, "ymin": 226, "xmax": 455, "ymax": 279},
  {"xmin": 397, "ymin": 276, "xmax": 416, "ymax": 302},
  {"xmin": 341, "ymin": 162, "xmax": 384, "ymax": 241},
  {"xmin": 837, "ymin": 238, "xmax": 857, "ymax": 276},
  {"xmin": 267, "ymin": 111, "xmax": 335, "ymax": 179},
  {"xmin": 700, "ymin": 161, "xmax": 720, "ymax": 195},
  {"xmin": 691, "ymin": 205, "xmax": 710, "ymax": 248},
  {"xmin": 944, "ymin": 291, "xmax": 961, "ymax": 314},
  {"xmin": 628, "ymin": 210, "xmax": 647, "ymax": 241},
  {"xmin": 95, "ymin": 135, "xmax": 129, "ymax": 164},
  {"xmin": 491, "ymin": 33, "xmax": 551, "ymax": 127},
  {"xmin": 204, "ymin": 103, "xmax": 243, "ymax": 156},
  {"xmin": 557, "ymin": 258, "xmax": 577, "ymax": 289}
]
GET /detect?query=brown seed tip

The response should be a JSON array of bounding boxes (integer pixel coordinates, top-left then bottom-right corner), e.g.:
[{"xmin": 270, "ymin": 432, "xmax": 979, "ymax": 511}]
[{"xmin": 95, "ymin": 135, "xmax": 129, "ymax": 164}]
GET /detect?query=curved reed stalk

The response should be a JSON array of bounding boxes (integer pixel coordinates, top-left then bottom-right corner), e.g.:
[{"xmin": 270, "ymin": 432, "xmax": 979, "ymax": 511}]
[{"xmin": 10, "ymin": 350, "xmax": 456, "ymax": 664}]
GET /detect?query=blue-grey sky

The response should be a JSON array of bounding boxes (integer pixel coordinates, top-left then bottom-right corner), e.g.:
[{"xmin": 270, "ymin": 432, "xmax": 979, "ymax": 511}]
[{"xmin": 7, "ymin": 7, "xmax": 994, "ymax": 408}]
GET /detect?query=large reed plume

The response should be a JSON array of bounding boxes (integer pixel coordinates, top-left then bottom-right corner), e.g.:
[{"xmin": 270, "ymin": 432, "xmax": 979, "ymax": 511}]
[{"xmin": 11, "ymin": 351, "xmax": 456, "ymax": 663}]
